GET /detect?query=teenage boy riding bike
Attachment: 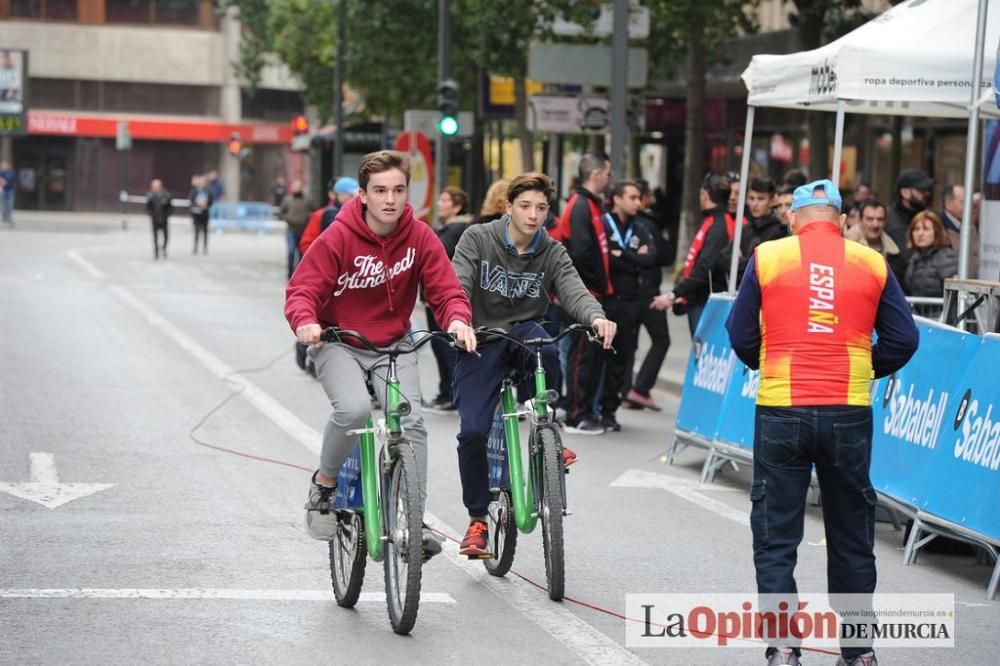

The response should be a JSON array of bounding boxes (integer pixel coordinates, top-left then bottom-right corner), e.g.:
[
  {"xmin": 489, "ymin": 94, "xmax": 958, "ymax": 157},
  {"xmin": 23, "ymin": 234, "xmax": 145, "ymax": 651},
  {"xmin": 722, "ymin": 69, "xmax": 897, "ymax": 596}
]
[
  {"xmin": 285, "ymin": 150, "xmax": 477, "ymax": 556},
  {"xmin": 450, "ymin": 172, "xmax": 616, "ymax": 556}
]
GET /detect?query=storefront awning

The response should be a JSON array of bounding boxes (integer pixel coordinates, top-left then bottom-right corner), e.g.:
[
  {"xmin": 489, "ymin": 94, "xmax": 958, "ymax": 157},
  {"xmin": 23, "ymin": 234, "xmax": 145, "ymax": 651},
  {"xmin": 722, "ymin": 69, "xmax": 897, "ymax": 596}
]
[{"xmin": 26, "ymin": 111, "xmax": 295, "ymax": 144}]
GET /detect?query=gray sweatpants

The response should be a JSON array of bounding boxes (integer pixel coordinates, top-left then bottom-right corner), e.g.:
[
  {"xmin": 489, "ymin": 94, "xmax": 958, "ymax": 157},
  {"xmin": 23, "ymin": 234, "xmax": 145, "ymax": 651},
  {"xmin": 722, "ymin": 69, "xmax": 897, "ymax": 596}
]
[{"xmin": 310, "ymin": 341, "xmax": 428, "ymax": 503}]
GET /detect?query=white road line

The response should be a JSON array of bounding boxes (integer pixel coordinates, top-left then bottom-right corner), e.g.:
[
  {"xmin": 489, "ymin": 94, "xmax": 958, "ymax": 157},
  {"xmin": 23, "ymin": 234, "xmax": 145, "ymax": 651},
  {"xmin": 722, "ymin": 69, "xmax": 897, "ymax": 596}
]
[
  {"xmin": 66, "ymin": 249, "xmax": 106, "ymax": 280},
  {"xmin": 611, "ymin": 468, "xmax": 750, "ymax": 527},
  {"xmin": 425, "ymin": 511, "xmax": 646, "ymax": 666},
  {"xmin": 70, "ymin": 255, "xmax": 643, "ymax": 664},
  {"xmin": 109, "ymin": 285, "xmax": 321, "ymax": 450},
  {"xmin": 0, "ymin": 589, "xmax": 455, "ymax": 603}
]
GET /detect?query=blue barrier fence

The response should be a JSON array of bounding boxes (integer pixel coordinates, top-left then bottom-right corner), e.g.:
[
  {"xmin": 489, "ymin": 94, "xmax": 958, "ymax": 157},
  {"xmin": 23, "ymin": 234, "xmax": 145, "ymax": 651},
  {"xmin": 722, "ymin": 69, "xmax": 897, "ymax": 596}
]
[
  {"xmin": 208, "ymin": 201, "xmax": 280, "ymax": 234},
  {"xmin": 674, "ymin": 294, "xmax": 1000, "ymax": 548}
]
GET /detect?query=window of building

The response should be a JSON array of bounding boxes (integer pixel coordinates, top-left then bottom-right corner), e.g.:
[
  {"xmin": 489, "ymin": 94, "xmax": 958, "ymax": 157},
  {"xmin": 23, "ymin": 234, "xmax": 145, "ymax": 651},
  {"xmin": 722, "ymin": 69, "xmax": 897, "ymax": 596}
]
[
  {"xmin": 154, "ymin": 0, "xmax": 200, "ymax": 26},
  {"xmin": 105, "ymin": 0, "xmax": 200, "ymax": 26},
  {"xmin": 9, "ymin": 0, "xmax": 77, "ymax": 20},
  {"xmin": 241, "ymin": 89, "xmax": 306, "ymax": 123},
  {"xmin": 105, "ymin": 0, "xmax": 152, "ymax": 23},
  {"xmin": 30, "ymin": 78, "xmax": 220, "ymax": 116}
]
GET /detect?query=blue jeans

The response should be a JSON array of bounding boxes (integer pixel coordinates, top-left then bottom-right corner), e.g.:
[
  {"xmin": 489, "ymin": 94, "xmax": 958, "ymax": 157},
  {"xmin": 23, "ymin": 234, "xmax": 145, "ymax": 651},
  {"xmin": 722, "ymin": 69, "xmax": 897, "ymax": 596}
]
[
  {"xmin": 286, "ymin": 228, "xmax": 303, "ymax": 277},
  {"xmin": 752, "ymin": 405, "xmax": 877, "ymax": 661},
  {"xmin": 1, "ymin": 191, "xmax": 12, "ymax": 223}
]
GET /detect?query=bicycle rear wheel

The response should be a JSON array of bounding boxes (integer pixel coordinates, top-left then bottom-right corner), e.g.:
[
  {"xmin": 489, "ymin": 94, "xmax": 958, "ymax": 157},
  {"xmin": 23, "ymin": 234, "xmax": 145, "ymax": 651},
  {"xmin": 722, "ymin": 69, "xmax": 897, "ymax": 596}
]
[
  {"xmin": 329, "ymin": 511, "xmax": 367, "ymax": 607},
  {"xmin": 383, "ymin": 443, "xmax": 423, "ymax": 635},
  {"xmin": 484, "ymin": 489, "xmax": 517, "ymax": 577},
  {"xmin": 537, "ymin": 426, "xmax": 565, "ymax": 601}
]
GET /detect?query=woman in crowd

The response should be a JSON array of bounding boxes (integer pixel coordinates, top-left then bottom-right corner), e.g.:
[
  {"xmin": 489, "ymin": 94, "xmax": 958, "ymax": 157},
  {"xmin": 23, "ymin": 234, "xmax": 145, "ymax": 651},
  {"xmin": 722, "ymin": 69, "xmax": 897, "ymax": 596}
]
[
  {"xmin": 474, "ymin": 178, "xmax": 511, "ymax": 225},
  {"xmin": 904, "ymin": 210, "xmax": 958, "ymax": 318}
]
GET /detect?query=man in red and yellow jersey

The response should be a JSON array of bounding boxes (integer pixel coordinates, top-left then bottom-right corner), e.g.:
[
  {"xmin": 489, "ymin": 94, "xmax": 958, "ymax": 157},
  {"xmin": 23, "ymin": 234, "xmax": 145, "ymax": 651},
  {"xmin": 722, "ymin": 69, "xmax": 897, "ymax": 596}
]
[{"xmin": 726, "ymin": 179, "xmax": 918, "ymax": 666}]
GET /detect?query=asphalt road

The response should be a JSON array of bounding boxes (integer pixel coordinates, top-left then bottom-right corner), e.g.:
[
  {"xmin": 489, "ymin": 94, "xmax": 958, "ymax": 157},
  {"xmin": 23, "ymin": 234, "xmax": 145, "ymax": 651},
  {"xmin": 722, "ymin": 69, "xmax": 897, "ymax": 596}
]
[{"xmin": 0, "ymin": 218, "xmax": 996, "ymax": 665}]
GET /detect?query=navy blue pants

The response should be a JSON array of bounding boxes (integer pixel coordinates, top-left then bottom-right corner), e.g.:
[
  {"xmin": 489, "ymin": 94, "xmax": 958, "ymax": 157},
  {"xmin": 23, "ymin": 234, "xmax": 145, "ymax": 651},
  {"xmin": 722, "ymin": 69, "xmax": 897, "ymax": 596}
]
[
  {"xmin": 453, "ymin": 321, "xmax": 560, "ymax": 517},
  {"xmin": 752, "ymin": 405, "xmax": 877, "ymax": 661}
]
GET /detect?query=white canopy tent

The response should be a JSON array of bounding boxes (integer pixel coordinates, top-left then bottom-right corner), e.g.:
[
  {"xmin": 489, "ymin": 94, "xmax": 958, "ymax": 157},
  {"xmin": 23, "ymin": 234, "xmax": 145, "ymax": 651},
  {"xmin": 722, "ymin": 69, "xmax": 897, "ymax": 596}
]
[{"xmin": 730, "ymin": 0, "xmax": 999, "ymax": 290}]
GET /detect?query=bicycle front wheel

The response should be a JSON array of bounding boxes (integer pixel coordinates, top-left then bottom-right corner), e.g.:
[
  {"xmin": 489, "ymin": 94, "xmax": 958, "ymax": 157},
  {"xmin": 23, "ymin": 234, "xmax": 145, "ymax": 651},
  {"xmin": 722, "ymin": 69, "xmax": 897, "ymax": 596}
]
[
  {"xmin": 382, "ymin": 443, "xmax": 423, "ymax": 635},
  {"xmin": 329, "ymin": 511, "xmax": 367, "ymax": 607},
  {"xmin": 537, "ymin": 426, "xmax": 565, "ymax": 601}
]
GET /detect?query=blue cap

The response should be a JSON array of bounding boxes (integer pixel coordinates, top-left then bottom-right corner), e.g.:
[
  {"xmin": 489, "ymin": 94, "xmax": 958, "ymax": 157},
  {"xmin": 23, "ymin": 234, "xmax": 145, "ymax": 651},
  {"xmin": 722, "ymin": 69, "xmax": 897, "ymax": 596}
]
[
  {"xmin": 332, "ymin": 177, "xmax": 359, "ymax": 194},
  {"xmin": 791, "ymin": 179, "xmax": 842, "ymax": 212}
]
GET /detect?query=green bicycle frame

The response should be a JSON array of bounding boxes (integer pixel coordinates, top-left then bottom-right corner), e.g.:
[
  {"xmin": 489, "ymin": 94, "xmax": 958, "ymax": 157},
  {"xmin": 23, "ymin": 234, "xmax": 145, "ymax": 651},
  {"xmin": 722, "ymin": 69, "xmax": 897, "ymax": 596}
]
[
  {"xmin": 504, "ymin": 361, "xmax": 549, "ymax": 533},
  {"xmin": 359, "ymin": 362, "xmax": 405, "ymax": 561}
]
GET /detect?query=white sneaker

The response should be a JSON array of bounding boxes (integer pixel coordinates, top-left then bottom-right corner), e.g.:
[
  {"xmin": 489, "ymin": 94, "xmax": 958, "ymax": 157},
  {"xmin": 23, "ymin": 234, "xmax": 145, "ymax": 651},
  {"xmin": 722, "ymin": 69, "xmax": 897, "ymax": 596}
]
[{"xmin": 303, "ymin": 471, "xmax": 338, "ymax": 541}]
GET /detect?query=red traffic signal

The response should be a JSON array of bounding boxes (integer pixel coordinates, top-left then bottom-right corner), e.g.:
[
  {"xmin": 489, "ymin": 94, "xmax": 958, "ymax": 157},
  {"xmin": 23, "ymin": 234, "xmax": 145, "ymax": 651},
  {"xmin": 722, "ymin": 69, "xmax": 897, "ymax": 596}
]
[
  {"xmin": 292, "ymin": 115, "xmax": 309, "ymax": 134},
  {"xmin": 228, "ymin": 131, "xmax": 242, "ymax": 156}
]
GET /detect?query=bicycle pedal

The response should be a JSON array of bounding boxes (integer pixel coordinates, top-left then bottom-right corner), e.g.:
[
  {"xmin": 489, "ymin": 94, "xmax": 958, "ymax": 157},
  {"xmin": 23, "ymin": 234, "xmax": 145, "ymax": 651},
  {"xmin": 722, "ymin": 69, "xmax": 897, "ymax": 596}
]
[{"xmin": 464, "ymin": 552, "xmax": 493, "ymax": 560}]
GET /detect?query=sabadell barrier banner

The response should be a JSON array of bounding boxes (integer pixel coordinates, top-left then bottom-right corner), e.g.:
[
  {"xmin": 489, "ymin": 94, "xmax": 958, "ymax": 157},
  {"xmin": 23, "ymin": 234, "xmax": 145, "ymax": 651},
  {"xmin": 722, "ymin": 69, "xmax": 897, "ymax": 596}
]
[{"xmin": 675, "ymin": 294, "xmax": 1000, "ymax": 544}]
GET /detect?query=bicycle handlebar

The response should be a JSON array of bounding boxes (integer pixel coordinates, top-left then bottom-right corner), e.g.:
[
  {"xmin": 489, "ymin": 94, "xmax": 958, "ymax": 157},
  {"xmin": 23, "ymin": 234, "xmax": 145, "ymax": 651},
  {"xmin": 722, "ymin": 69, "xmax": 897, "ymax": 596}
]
[
  {"xmin": 319, "ymin": 327, "xmax": 455, "ymax": 356},
  {"xmin": 474, "ymin": 323, "xmax": 601, "ymax": 350}
]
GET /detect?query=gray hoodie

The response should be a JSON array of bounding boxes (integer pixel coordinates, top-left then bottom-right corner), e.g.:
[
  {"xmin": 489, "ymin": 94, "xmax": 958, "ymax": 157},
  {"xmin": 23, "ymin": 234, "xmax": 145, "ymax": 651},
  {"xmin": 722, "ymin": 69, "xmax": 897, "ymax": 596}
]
[{"xmin": 452, "ymin": 217, "xmax": 605, "ymax": 331}]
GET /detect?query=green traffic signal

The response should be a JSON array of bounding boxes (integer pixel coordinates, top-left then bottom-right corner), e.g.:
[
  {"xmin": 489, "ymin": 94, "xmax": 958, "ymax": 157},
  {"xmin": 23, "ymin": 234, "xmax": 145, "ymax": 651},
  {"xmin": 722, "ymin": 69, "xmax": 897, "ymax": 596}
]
[{"xmin": 438, "ymin": 115, "xmax": 459, "ymax": 136}]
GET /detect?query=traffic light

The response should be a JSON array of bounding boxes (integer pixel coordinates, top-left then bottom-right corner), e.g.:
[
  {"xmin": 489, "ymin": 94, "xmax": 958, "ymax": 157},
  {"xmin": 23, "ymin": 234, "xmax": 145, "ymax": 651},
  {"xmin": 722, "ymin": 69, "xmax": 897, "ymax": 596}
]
[
  {"xmin": 437, "ymin": 79, "xmax": 459, "ymax": 137},
  {"xmin": 228, "ymin": 131, "xmax": 242, "ymax": 157},
  {"xmin": 292, "ymin": 115, "xmax": 309, "ymax": 134}
]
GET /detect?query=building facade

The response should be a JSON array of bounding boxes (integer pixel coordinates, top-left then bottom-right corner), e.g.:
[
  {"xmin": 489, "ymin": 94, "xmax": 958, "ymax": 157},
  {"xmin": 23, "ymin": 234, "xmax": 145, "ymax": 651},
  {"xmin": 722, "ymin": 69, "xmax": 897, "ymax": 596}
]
[{"xmin": 0, "ymin": 0, "xmax": 305, "ymax": 211}]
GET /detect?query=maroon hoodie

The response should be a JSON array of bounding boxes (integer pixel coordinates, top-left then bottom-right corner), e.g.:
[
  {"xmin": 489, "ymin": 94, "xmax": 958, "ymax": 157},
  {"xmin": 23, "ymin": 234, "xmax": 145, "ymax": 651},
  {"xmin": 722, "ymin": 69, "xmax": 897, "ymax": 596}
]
[{"xmin": 285, "ymin": 196, "xmax": 471, "ymax": 346}]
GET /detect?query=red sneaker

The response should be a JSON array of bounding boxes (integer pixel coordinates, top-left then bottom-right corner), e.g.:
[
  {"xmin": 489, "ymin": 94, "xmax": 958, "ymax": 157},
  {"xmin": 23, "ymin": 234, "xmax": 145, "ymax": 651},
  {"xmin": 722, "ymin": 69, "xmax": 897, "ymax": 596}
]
[
  {"xmin": 562, "ymin": 447, "xmax": 578, "ymax": 468},
  {"xmin": 459, "ymin": 520, "xmax": 491, "ymax": 558}
]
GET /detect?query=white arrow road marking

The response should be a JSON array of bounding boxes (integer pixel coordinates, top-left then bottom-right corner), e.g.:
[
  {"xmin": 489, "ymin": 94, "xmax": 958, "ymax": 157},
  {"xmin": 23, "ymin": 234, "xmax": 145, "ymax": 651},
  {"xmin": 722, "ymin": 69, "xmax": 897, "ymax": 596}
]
[
  {"xmin": 0, "ymin": 453, "xmax": 115, "ymax": 509},
  {"xmin": 0, "ymin": 589, "xmax": 456, "ymax": 603},
  {"xmin": 80, "ymin": 265, "xmax": 645, "ymax": 666},
  {"xmin": 611, "ymin": 468, "xmax": 750, "ymax": 527}
]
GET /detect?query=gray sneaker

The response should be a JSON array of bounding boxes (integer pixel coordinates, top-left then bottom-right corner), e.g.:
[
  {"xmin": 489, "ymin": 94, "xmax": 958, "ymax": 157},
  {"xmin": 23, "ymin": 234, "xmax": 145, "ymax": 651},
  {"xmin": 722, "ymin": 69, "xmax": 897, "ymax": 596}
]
[
  {"xmin": 422, "ymin": 524, "xmax": 443, "ymax": 561},
  {"xmin": 836, "ymin": 653, "xmax": 877, "ymax": 666},
  {"xmin": 767, "ymin": 648, "xmax": 801, "ymax": 665},
  {"xmin": 303, "ymin": 471, "xmax": 338, "ymax": 541}
]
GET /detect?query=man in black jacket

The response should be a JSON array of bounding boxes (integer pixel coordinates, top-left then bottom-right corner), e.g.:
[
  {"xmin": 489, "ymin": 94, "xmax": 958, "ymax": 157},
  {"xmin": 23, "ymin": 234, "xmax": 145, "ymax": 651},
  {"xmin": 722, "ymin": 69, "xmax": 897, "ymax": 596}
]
[
  {"xmin": 738, "ymin": 176, "xmax": 788, "ymax": 284},
  {"xmin": 551, "ymin": 153, "xmax": 613, "ymax": 434},
  {"xmin": 623, "ymin": 179, "xmax": 671, "ymax": 412},
  {"xmin": 669, "ymin": 173, "xmax": 734, "ymax": 336},
  {"xmin": 598, "ymin": 180, "xmax": 658, "ymax": 431},
  {"xmin": 886, "ymin": 169, "xmax": 933, "ymax": 260},
  {"xmin": 146, "ymin": 179, "xmax": 173, "ymax": 260}
]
